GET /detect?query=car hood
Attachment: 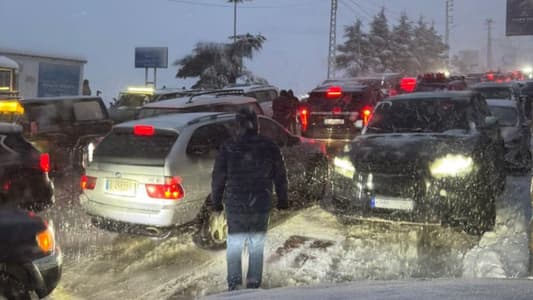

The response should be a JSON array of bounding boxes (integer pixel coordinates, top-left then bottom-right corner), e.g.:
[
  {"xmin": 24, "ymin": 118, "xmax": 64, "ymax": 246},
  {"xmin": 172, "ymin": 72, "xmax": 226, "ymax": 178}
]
[{"xmin": 349, "ymin": 133, "xmax": 476, "ymax": 172}]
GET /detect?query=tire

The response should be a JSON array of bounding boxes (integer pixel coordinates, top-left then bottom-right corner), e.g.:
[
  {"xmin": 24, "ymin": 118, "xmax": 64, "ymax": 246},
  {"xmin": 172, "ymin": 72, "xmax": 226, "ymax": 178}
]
[
  {"xmin": 0, "ymin": 273, "xmax": 32, "ymax": 300},
  {"xmin": 192, "ymin": 204, "xmax": 228, "ymax": 250}
]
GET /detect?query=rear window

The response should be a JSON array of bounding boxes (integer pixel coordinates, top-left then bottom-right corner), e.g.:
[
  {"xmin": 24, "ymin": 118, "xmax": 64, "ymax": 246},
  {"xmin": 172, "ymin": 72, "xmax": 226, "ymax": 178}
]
[
  {"xmin": 488, "ymin": 106, "xmax": 518, "ymax": 127},
  {"xmin": 474, "ymin": 87, "xmax": 512, "ymax": 100},
  {"xmin": 308, "ymin": 91, "xmax": 368, "ymax": 111},
  {"xmin": 25, "ymin": 99, "xmax": 106, "ymax": 128},
  {"xmin": 73, "ymin": 101, "xmax": 105, "ymax": 121},
  {"xmin": 94, "ymin": 131, "xmax": 178, "ymax": 165}
]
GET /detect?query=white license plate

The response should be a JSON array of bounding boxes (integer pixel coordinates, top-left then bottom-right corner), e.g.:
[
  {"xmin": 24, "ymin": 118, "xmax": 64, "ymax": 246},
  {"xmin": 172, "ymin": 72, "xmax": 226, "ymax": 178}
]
[
  {"xmin": 105, "ymin": 179, "xmax": 136, "ymax": 196},
  {"xmin": 371, "ymin": 195, "xmax": 414, "ymax": 211},
  {"xmin": 324, "ymin": 118, "xmax": 344, "ymax": 125}
]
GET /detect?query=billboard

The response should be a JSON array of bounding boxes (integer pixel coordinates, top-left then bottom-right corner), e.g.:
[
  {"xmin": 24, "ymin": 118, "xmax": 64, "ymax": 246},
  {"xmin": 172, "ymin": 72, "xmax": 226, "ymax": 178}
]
[
  {"xmin": 135, "ymin": 47, "xmax": 168, "ymax": 68},
  {"xmin": 38, "ymin": 62, "xmax": 81, "ymax": 97},
  {"xmin": 506, "ymin": 0, "xmax": 533, "ymax": 36}
]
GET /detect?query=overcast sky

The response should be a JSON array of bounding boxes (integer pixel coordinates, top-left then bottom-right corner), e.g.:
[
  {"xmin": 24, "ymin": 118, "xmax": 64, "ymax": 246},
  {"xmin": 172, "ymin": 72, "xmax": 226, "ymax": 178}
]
[{"xmin": 1, "ymin": 0, "xmax": 527, "ymax": 99}]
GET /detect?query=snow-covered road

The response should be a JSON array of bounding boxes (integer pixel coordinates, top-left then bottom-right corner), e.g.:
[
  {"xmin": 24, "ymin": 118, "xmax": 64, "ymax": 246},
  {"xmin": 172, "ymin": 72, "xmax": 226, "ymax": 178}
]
[{"xmin": 43, "ymin": 174, "xmax": 531, "ymax": 300}]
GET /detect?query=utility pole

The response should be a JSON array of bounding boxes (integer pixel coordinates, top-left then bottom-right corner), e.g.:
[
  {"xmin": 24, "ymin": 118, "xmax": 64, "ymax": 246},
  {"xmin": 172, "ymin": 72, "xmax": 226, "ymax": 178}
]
[
  {"xmin": 233, "ymin": 0, "xmax": 237, "ymax": 44},
  {"xmin": 487, "ymin": 18, "xmax": 493, "ymax": 70},
  {"xmin": 327, "ymin": 0, "xmax": 338, "ymax": 79},
  {"xmin": 445, "ymin": 0, "xmax": 453, "ymax": 69}
]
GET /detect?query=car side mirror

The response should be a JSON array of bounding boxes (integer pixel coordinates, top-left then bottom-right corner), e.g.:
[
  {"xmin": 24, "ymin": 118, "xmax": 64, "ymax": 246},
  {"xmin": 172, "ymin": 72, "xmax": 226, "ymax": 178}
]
[
  {"xmin": 484, "ymin": 116, "xmax": 499, "ymax": 128},
  {"xmin": 355, "ymin": 120, "xmax": 364, "ymax": 129}
]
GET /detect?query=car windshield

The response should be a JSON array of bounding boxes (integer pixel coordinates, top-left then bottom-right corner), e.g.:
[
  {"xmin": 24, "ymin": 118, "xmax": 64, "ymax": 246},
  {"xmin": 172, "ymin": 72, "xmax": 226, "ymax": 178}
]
[
  {"xmin": 367, "ymin": 99, "xmax": 470, "ymax": 133},
  {"xmin": 4, "ymin": 1, "xmax": 533, "ymax": 299},
  {"xmin": 474, "ymin": 87, "xmax": 513, "ymax": 99},
  {"xmin": 489, "ymin": 106, "xmax": 518, "ymax": 127},
  {"xmin": 116, "ymin": 93, "xmax": 151, "ymax": 107}
]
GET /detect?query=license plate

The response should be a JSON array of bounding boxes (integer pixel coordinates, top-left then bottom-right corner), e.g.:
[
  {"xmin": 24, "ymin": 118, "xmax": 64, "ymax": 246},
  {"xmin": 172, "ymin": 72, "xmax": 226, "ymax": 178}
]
[
  {"xmin": 371, "ymin": 195, "xmax": 414, "ymax": 211},
  {"xmin": 324, "ymin": 118, "xmax": 344, "ymax": 125},
  {"xmin": 105, "ymin": 179, "xmax": 136, "ymax": 196}
]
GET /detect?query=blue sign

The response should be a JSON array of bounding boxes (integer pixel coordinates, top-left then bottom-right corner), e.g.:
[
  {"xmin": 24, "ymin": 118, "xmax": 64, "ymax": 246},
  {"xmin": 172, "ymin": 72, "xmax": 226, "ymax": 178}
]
[
  {"xmin": 135, "ymin": 47, "xmax": 168, "ymax": 68},
  {"xmin": 38, "ymin": 62, "xmax": 81, "ymax": 97},
  {"xmin": 506, "ymin": 0, "xmax": 533, "ymax": 36}
]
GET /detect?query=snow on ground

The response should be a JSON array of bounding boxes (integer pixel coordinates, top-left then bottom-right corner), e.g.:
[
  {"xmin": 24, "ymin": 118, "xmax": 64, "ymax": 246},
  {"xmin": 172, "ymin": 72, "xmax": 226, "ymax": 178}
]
[
  {"xmin": 463, "ymin": 176, "xmax": 531, "ymax": 278},
  {"xmin": 45, "ymin": 174, "xmax": 531, "ymax": 299}
]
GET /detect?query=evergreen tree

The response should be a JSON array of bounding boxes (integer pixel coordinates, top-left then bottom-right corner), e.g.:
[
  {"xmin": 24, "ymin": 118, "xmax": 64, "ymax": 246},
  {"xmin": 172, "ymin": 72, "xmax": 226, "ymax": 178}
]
[
  {"xmin": 336, "ymin": 19, "xmax": 371, "ymax": 76},
  {"xmin": 390, "ymin": 13, "xmax": 417, "ymax": 74},
  {"xmin": 367, "ymin": 8, "xmax": 392, "ymax": 72}
]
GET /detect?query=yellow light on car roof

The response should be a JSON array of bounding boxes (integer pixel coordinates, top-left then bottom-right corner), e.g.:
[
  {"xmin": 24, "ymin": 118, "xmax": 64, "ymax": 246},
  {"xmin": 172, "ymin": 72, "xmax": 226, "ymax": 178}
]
[
  {"xmin": 127, "ymin": 86, "xmax": 154, "ymax": 94},
  {"xmin": 0, "ymin": 86, "xmax": 10, "ymax": 91},
  {"xmin": 0, "ymin": 100, "xmax": 24, "ymax": 114}
]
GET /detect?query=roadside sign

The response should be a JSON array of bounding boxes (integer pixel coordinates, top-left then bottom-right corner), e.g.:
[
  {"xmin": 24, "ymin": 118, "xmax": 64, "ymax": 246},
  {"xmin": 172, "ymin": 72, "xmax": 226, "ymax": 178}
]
[
  {"xmin": 506, "ymin": 0, "xmax": 533, "ymax": 36},
  {"xmin": 135, "ymin": 47, "xmax": 168, "ymax": 68}
]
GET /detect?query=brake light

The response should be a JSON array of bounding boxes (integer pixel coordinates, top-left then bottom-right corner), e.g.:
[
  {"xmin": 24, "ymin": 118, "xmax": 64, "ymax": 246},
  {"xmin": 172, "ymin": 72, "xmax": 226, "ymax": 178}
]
[
  {"xmin": 40, "ymin": 153, "xmax": 50, "ymax": 173},
  {"xmin": 133, "ymin": 125, "xmax": 155, "ymax": 136},
  {"xmin": 80, "ymin": 175, "xmax": 97, "ymax": 190},
  {"xmin": 146, "ymin": 176, "xmax": 184, "ymax": 200},
  {"xmin": 36, "ymin": 226, "xmax": 55, "ymax": 254},
  {"xmin": 486, "ymin": 73, "xmax": 494, "ymax": 81},
  {"xmin": 326, "ymin": 86, "xmax": 342, "ymax": 98},
  {"xmin": 299, "ymin": 108, "xmax": 309, "ymax": 132},
  {"xmin": 400, "ymin": 77, "xmax": 417, "ymax": 93},
  {"xmin": 332, "ymin": 106, "xmax": 342, "ymax": 114},
  {"xmin": 362, "ymin": 107, "xmax": 372, "ymax": 126},
  {"xmin": 2, "ymin": 180, "xmax": 10, "ymax": 191}
]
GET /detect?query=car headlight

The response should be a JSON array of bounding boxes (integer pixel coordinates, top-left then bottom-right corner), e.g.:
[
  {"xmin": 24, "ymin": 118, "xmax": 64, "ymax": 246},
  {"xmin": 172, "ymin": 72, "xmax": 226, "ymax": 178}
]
[
  {"xmin": 333, "ymin": 156, "xmax": 355, "ymax": 178},
  {"xmin": 429, "ymin": 154, "xmax": 474, "ymax": 178}
]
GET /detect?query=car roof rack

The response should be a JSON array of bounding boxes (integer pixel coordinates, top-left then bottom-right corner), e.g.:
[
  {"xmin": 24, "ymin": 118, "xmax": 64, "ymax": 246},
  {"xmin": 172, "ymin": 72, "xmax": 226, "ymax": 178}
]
[
  {"xmin": 185, "ymin": 112, "xmax": 234, "ymax": 126},
  {"xmin": 186, "ymin": 89, "xmax": 244, "ymax": 103}
]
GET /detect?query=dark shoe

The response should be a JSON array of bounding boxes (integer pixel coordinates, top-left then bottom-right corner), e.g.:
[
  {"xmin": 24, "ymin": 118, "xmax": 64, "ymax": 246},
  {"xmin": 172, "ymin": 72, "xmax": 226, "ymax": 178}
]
[{"xmin": 246, "ymin": 282, "xmax": 261, "ymax": 289}]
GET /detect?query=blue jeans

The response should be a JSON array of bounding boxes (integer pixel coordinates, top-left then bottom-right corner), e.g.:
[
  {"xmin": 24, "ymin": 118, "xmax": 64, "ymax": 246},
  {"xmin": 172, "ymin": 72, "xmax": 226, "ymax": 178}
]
[{"xmin": 226, "ymin": 212, "xmax": 269, "ymax": 290}]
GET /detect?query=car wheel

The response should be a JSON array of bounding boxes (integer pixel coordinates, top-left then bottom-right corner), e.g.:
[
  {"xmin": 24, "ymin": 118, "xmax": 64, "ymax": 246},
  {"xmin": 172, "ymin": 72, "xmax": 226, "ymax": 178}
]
[
  {"xmin": 0, "ymin": 272, "xmax": 32, "ymax": 300},
  {"xmin": 193, "ymin": 204, "xmax": 228, "ymax": 250}
]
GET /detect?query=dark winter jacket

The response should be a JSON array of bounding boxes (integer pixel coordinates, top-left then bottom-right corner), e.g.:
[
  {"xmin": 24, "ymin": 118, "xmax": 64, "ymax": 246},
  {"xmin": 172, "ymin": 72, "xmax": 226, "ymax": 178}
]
[
  {"xmin": 272, "ymin": 95, "xmax": 299, "ymax": 128},
  {"xmin": 211, "ymin": 132, "xmax": 288, "ymax": 214}
]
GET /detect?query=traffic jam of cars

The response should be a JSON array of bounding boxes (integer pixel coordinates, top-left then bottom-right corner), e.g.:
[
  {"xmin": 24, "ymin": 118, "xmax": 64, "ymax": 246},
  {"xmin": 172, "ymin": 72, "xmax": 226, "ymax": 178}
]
[{"xmin": 0, "ymin": 68, "xmax": 532, "ymax": 297}]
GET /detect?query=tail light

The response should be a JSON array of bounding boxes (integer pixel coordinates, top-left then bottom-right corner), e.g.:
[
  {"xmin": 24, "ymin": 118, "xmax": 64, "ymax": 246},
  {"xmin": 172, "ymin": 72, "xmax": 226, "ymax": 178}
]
[
  {"xmin": 80, "ymin": 175, "xmax": 97, "ymax": 190},
  {"xmin": 361, "ymin": 106, "xmax": 372, "ymax": 126},
  {"xmin": 332, "ymin": 106, "xmax": 342, "ymax": 115},
  {"xmin": 146, "ymin": 176, "xmax": 184, "ymax": 200},
  {"xmin": 39, "ymin": 153, "xmax": 50, "ymax": 173},
  {"xmin": 2, "ymin": 180, "xmax": 10, "ymax": 191},
  {"xmin": 134, "ymin": 125, "xmax": 155, "ymax": 136},
  {"xmin": 36, "ymin": 224, "xmax": 55, "ymax": 254},
  {"xmin": 299, "ymin": 108, "xmax": 309, "ymax": 132},
  {"xmin": 400, "ymin": 77, "xmax": 417, "ymax": 93},
  {"xmin": 326, "ymin": 86, "xmax": 342, "ymax": 99}
]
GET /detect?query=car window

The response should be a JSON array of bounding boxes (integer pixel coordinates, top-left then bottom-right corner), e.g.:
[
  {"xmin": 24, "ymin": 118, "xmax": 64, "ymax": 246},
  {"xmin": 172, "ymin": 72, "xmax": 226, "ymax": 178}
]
[
  {"xmin": 368, "ymin": 99, "xmax": 470, "ymax": 133},
  {"xmin": 474, "ymin": 87, "xmax": 513, "ymax": 99},
  {"xmin": 73, "ymin": 101, "xmax": 105, "ymax": 121},
  {"xmin": 308, "ymin": 91, "xmax": 367, "ymax": 111},
  {"xmin": 3, "ymin": 133, "xmax": 35, "ymax": 153},
  {"xmin": 258, "ymin": 117, "xmax": 286, "ymax": 145},
  {"xmin": 488, "ymin": 106, "xmax": 518, "ymax": 127},
  {"xmin": 186, "ymin": 123, "xmax": 232, "ymax": 159},
  {"xmin": 94, "ymin": 131, "xmax": 178, "ymax": 165}
]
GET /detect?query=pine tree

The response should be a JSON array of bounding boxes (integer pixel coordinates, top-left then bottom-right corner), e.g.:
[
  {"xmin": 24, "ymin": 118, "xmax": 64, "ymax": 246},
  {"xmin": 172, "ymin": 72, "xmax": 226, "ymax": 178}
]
[
  {"xmin": 368, "ymin": 8, "xmax": 392, "ymax": 72},
  {"xmin": 336, "ymin": 19, "xmax": 371, "ymax": 76},
  {"xmin": 390, "ymin": 13, "xmax": 417, "ymax": 74}
]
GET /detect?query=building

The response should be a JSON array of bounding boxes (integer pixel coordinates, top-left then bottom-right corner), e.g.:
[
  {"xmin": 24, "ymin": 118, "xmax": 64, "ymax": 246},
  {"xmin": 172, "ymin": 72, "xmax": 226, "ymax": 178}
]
[{"xmin": 0, "ymin": 48, "xmax": 87, "ymax": 99}]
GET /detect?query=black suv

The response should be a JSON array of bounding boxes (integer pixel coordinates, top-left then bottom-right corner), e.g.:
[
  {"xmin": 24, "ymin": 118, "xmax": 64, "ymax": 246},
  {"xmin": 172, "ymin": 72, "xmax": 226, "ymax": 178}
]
[
  {"xmin": 300, "ymin": 80, "xmax": 382, "ymax": 140},
  {"xmin": 0, "ymin": 209, "xmax": 62, "ymax": 298},
  {"xmin": 0, "ymin": 123, "xmax": 54, "ymax": 211},
  {"xmin": 20, "ymin": 96, "xmax": 112, "ymax": 174},
  {"xmin": 325, "ymin": 91, "xmax": 505, "ymax": 234}
]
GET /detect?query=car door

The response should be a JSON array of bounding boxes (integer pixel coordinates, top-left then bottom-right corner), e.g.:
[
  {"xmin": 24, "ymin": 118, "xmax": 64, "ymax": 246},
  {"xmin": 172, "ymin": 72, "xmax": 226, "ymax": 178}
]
[{"xmin": 184, "ymin": 121, "xmax": 234, "ymax": 209}]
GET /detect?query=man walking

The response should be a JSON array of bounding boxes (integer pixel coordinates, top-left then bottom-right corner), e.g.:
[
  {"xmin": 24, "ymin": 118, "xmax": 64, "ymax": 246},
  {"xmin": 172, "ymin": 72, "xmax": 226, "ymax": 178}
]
[{"xmin": 210, "ymin": 107, "xmax": 289, "ymax": 291}]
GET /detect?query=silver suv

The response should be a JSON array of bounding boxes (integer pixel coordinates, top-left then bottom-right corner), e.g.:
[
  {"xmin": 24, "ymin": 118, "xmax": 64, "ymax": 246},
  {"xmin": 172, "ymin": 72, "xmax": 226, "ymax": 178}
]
[
  {"xmin": 80, "ymin": 112, "xmax": 327, "ymax": 247},
  {"xmin": 137, "ymin": 90, "xmax": 264, "ymax": 120}
]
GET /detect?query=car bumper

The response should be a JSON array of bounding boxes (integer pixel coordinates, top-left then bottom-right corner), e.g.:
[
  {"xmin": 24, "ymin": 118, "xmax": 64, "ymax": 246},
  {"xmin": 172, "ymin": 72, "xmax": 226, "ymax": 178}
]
[
  {"xmin": 331, "ymin": 171, "xmax": 483, "ymax": 224},
  {"xmin": 80, "ymin": 193, "xmax": 184, "ymax": 227},
  {"xmin": 26, "ymin": 247, "xmax": 62, "ymax": 298}
]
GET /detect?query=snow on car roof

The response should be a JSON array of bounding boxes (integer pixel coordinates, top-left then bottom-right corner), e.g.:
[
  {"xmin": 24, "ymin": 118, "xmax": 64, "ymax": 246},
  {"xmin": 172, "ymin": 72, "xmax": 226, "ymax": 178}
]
[
  {"xmin": 22, "ymin": 96, "xmax": 104, "ymax": 103},
  {"xmin": 0, "ymin": 122, "xmax": 22, "ymax": 133},
  {"xmin": 388, "ymin": 91, "xmax": 474, "ymax": 101},
  {"xmin": 471, "ymin": 82, "xmax": 516, "ymax": 88},
  {"xmin": 114, "ymin": 112, "xmax": 233, "ymax": 132},
  {"xmin": 142, "ymin": 94, "xmax": 258, "ymax": 109}
]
